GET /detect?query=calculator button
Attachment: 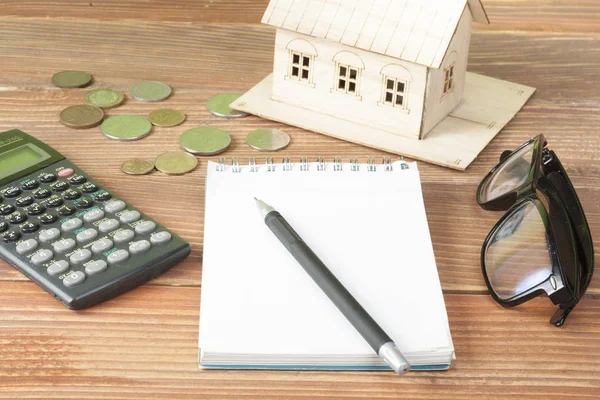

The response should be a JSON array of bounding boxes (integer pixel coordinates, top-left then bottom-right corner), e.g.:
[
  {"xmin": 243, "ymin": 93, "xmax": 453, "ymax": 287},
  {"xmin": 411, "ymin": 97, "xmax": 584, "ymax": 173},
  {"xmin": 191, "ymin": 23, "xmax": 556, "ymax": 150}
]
[
  {"xmin": 3, "ymin": 230, "xmax": 21, "ymax": 243},
  {"xmin": 85, "ymin": 260, "xmax": 108, "ymax": 276},
  {"xmin": 68, "ymin": 175, "xmax": 86, "ymax": 185},
  {"xmin": 53, "ymin": 238, "xmax": 77, "ymax": 254},
  {"xmin": 51, "ymin": 181, "xmax": 69, "ymax": 192},
  {"xmin": 81, "ymin": 182, "xmax": 99, "ymax": 193},
  {"xmin": 83, "ymin": 208, "xmax": 105, "ymax": 223},
  {"xmin": 69, "ymin": 249, "xmax": 92, "ymax": 265},
  {"xmin": 135, "ymin": 221, "xmax": 156, "ymax": 235},
  {"xmin": 57, "ymin": 168, "xmax": 74, "ymax": 178},
  {"xmin": 33, "ymin": 188, "xmax": 52, "ymax": 199},
  {"xmin": 107, "ymin": 249, "xmax": 129, "ymax": 265},
  {"xmin": 39, "ymin": 213, "xmax": 58, "ymax": 225},
  {"xmin": 76, "ymin": 228, "xmax": 98, "ymax": 243},
  {"xmin": 113, "ymin": 229, "xmax": 135, "ymax": 244},
  {"xmin": 31, "ymin": 249, "xmax": 53, "ymax": 265},
  {"xmin": 39, "ymin": 228, "xmax": 60, "ymax": 243},
  {"xmin": 0, "ymin": 221, "xmax": 8, "ymax": 233},
  {"xmin": 98, "ymin": 219, "xmax": 119, "ymax": 233},
  {"xmin": 94, "ymin": 191, "xmax": 112, "ymax": 202},
  {"xmin": 0, "ymin": 204, "xmax": 15, "ymax": 215},
  {"xmin": 105, "ymin": 200, "xmax": 126, "ymax": 213},
  {"xmin": 9, "ymin": 211, "xmax": 27, "ymax": 224},
  {"xmin": 47, "ymin": 260, "xmax": 69, "ymax": 276},
  {"xmin": 151, "ymin": 231, "xmax": 172, "ymax": 245},
  {"xmin": 21, "ymin": 180, "xmax": 39, "ymax": 191},
  {"xmin": 15, "ymin": 196, "xmax": 34, "ymax": 207},
  {"xmin": 16, "ymin": 239, "xmax": 38, "ymax": 255},
  {"xmin": 129, "ymin": 240, "xmax": 151, "ymax": 254},
  {"xmin": 20, "ymin": 221, "xmax": 40, "ymax": 234},
  {"xmin": 61, "ymin": 218, "xmax": 83, "ymax": 232},
  {"xmin": 63, "ymin": 271, "xmax": 86, "ymax": 288},
  {"xmin": 38, "ymin": 173, "xmax": 56, "ymax": 183},
  {"xmin": 63, "ymin": 189, "xmax": 81, "ymax": 200},
  {"xmin": 76, "ymin": 198, "xmax": 95, "ymax": 209},
  {"xmin": 4, "ymin": 187, "xmax": 22, "ymax": 198},
  {"xmin": 58, "ymin": 205, "xmax": 77, "ymax": 217},
  {"xmin": 120, "ymin": 210, "xmax": 141, "ymax": 224},
  {"xmin": 91, "ymin": 238, "xmax": 113, "ymax": 254},
  {"xmin": 46, "ymin": 195, "xmax": 64, "ymax": 208},
  {"xmin": 27, "ymin": 203, "xmax": 46, "ymax": 216}
]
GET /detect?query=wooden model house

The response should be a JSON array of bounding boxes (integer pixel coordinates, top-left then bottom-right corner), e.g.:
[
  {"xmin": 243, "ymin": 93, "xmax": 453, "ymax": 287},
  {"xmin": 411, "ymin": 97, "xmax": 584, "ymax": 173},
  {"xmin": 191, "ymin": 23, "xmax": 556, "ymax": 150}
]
[{"xmin": 233, "ymin": 0, "xmax": 535, "ymax": 170}]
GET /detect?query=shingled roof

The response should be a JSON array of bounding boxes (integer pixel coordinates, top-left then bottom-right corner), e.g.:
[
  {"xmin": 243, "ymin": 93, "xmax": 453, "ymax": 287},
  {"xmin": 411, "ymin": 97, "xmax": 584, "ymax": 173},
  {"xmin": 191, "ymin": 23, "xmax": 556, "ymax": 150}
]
[{"xmin": 262, "ymin": 0, "xmax": 489, "ymax": 69}]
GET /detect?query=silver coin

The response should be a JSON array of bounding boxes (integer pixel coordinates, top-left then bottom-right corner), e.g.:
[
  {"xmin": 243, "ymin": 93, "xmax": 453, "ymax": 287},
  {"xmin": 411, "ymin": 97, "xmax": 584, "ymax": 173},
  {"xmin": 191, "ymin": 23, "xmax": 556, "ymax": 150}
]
[
  {"xmin": 246, "ymin": 128, "xmax": 291, "ymax": 151},
  {"xmin": 180, "ymin": 127, "xmax": 232, "ymax": 156},
  {"xmin": 207, "ymin": 93, "xmax": 249, "ymax": 118},
  {"xmin": 130, "ymin": 81, "xmax": 172, "ymax": 102}
]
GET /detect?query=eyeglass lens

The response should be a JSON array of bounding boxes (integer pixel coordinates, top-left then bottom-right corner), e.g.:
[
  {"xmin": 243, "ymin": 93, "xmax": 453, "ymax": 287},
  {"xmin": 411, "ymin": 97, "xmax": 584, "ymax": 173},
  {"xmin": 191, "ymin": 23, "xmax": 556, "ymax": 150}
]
[
  {"xmin": 484, "ymin": 200, "xmax": 553, "ymax": 300},
  {"xmin": 480, "ymin": 142, "xmax": 535, "ymax": 203}
]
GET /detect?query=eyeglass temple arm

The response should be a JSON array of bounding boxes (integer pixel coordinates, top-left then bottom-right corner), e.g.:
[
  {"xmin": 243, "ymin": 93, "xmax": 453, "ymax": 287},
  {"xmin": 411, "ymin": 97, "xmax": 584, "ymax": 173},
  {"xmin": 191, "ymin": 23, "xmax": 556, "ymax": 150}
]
[
  {"xmin": 500, "ymin": 150, "xmax": 513, "ymax": 162},
  {"xmin": 551, "ymin": 305, "xmax": 574, "ymax": 327}
]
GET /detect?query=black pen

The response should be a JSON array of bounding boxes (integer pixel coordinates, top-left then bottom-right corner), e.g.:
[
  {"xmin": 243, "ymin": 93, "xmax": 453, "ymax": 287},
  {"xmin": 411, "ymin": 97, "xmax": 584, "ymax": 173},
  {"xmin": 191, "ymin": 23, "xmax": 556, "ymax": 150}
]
[{"xmin": 255, "ymin": 198, "xmax": 410, "ymax": 375}]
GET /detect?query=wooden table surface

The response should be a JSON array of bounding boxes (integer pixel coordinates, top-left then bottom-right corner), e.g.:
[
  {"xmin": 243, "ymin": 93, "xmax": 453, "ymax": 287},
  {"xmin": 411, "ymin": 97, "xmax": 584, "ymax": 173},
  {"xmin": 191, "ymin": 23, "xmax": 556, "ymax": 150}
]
[{"xmin": 0, "ymin": 1, "xmax": 598, "ymax": 399}]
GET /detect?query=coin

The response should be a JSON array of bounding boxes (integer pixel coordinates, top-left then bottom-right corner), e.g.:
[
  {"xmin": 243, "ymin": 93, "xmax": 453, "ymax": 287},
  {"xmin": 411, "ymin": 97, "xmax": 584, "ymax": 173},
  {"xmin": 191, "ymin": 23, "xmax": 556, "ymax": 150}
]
[
  {"xmin": 207, "ymin": 93, "xmax": 249, "ymax": 118},
  {"xmin": 101, "ymin": 115, "xmax": 153, "ymax": 141},
  {"xmin": 84, "ymin": 88, "xmax": 125, "ymax": 109},
  {"xmin": 52, "ymin": 70, "xmax": 93, "ymax": 88},
  {"xmin": 121, "ymin": 159, "xmax": 155, "ymax": 175},
  {"xmin": 246, "ymin": 128, "xmax": 291, "ymax": 151},
  {"xmin": 148, "ymin": 108, "xmax": 186, "ymax": 127},
  {"xmin": 59, "ymin": 105, "xmax": 104, "ymax": 129},
  {"xmin": 154, "ymin": 151, "xmax": 198, "ymax": 175},
  {"xmin": 180, "ymin": 127, "xmax": 231, "ymax": 156},
  {"xmin": 130, "ymin": 81, "xmax": 172, "ymax": 102}
]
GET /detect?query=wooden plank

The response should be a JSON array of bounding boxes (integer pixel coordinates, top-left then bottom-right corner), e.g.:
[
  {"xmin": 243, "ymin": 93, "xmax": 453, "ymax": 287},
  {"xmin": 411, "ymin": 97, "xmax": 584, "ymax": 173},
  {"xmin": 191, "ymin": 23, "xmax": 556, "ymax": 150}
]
[
  {"xmin": 0, "ymin": 0, "xmax": 599, "ymax": 33},
  {"xmin": 0, "ymin": 282, "xmax": 599, "ymax": 399}
]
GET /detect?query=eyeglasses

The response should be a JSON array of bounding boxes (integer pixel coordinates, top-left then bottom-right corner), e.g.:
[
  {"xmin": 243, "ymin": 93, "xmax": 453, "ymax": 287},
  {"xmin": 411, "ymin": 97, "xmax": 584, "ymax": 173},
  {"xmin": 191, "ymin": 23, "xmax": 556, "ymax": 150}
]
[{"xmin": 477, "ymin": 135, "xmax": 594, "ymax": 326}]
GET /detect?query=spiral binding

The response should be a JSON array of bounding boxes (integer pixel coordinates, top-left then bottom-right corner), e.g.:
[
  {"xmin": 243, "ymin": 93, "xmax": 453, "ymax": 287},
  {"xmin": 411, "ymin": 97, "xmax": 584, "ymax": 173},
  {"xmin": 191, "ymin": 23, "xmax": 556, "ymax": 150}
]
[{"xmin": 216, "ymin": 157, "xmax": 407, "ymax": 172}]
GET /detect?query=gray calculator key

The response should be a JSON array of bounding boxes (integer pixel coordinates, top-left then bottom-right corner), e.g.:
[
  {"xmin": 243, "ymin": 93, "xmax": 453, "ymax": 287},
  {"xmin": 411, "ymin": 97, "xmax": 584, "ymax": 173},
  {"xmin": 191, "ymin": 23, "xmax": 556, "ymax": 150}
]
[
  {"xmin": 69, "ymin": 249, "xmax": 92, "ymax": 265},
  {"xmin": 129, "ymin": 240, "xmax": 151, "ymax": 254},
  {"xmin": 47, "ymin": 260, "xmax": 69, "ymax": 276},
  {"xmin": 31, "ymin": 249, "xmax": 54, "ymax": 266},
  {"xmin": 85, "ymin": 260, "xmax": 108, "ymax": 276},
  {"xmin": 114, "ymin": 229, "xmax": 135, "ymax": 244},
  {"xmin": 61, "ymin": 218, "xmax": 83, "ymax": 232},
  {"xmin": 107, "ymin": 249, "xmax": 129, "ymax": 265},
  {"xmin": 39, "ymin": 228, "xmax": 60, "ymax": 243},
  {"xmin": 99, "ymin": 219, "xmax": 119, "ymax": 233},
  {"xmin": 76, "ymin": 228, "xmax": 98, "ymax": 243},
  {"xmin": 63, "ymin": 271, "xmax": 86, "ymax": 288},
  {"xmin": 150, "ymin": 231, "xmax": 172, "ymax": 245},
  {"xmin": 53, "ymin": 238, "xmax": 76, "ymax": 254},
  {"xmin": 135, "ymin": 221, "xmax": 156, "ymax": 235},
  {"xmin": 83, "ymin": 208, "xmax": 105, "ymax": 223},
  {"xmin": 16, "ymin": 239, "xmax": 39, "ymax": 255},
  {"xmin": 91, "ymin": 238, "xmax": 113, "ymax": 254},
  {"xmin": 105, "ymin": 200, "xmax": 126, "ymax": 214},
  {"xmin": 120, "ymin": 210, "xmax": 141, "ymax": 224}
]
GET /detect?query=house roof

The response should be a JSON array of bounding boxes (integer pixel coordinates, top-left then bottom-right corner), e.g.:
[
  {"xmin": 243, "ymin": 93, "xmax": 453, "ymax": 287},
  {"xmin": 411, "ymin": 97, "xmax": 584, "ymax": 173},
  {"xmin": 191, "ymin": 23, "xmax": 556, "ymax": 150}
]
[{"xmin": 262, "ymin": 0, "xmax": 489, "ymax": 69}]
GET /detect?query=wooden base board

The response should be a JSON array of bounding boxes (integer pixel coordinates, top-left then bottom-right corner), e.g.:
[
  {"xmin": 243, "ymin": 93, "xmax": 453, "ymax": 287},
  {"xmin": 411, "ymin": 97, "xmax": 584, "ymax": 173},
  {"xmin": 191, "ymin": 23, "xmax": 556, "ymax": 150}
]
[{"xmin": 231, "ymin": 73, "xmax": 535, "ymax": 170}]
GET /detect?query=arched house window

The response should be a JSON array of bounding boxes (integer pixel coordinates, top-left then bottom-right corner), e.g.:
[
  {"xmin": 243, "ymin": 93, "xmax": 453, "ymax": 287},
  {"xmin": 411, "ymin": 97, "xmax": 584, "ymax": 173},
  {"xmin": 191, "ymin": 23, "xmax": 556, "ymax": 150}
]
[
  {"xmin": 332, "ymin": 51, "xmax": 365, "ymax": 98},
  {"xmin": 380, "ymin": 64, "xmax": 413, "ymax": 112},
  {"xmin": 286, "ymin": 39, "xmax": 317, "ymax": 86},
  {"xmin": 442, "ymin": 51, "xmax": 458, "ymax": 98}
]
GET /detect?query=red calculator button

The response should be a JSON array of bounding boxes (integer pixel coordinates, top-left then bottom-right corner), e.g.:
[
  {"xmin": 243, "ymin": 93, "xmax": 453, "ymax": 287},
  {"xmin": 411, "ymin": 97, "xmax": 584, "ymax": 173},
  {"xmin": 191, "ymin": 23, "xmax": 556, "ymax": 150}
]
[{"xmin": 58, "ymin": 168, "xmax": 74, "ymax": 178}]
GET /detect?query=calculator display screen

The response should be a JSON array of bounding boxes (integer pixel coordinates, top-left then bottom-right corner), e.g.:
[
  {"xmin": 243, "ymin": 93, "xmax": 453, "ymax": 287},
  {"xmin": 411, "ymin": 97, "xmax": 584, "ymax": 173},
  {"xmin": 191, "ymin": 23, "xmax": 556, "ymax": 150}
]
[{"xmin": 0, "ymin": 144, "xmax": 50, "ymax": 180}]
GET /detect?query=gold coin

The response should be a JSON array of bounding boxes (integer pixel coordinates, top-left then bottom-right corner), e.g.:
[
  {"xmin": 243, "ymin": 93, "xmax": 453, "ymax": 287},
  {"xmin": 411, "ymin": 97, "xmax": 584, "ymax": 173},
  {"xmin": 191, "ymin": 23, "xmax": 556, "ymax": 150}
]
[
  {"xmin": 148, "ymin": 108, "xmax": 186, "ymax": 127},
  {"xmin": 84, "ymin": 88, "xmax": 125, "ymax": 109},
  {"xmin": 154, "ymin": 151, "xmax": 198, "ymax": 175},
  {"xmin": 52, "ymin": 70, "xmax": 93, "ymax": 88},
  {"xmin": 121, "ymin": 159, "xmax": 155, "ymax": 175},
  {"xmin": 59, "ymin": 105, "xmax": 104, "ymax": 129}
]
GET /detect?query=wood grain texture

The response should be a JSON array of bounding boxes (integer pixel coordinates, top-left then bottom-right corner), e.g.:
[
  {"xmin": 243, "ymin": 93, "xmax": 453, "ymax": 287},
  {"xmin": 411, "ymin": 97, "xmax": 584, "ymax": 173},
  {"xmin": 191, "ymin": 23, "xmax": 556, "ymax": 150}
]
[{"xmin": 0, "ymin": 1, "xmax": 599, "ymax": 399}]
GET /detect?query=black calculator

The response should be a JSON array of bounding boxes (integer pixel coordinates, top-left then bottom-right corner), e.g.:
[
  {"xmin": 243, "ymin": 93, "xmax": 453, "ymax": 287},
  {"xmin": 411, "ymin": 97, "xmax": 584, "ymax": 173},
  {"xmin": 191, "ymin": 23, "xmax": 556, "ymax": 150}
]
[{"xmin": 0, "ymin": 129, "xmax": 191, "ymax": 309}]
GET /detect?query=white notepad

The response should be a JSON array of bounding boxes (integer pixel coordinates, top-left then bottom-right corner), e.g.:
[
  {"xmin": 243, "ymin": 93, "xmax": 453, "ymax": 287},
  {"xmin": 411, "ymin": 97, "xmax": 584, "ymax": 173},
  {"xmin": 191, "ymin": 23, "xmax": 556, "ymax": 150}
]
[{"xmin": 199, "ymin": 160, "xmax": 454, "ymax": 371}]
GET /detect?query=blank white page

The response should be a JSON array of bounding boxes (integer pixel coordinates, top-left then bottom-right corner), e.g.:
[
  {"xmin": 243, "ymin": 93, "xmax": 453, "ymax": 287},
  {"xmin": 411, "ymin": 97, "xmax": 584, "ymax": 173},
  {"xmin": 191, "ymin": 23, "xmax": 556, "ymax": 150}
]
[{"xmin": 199, "ymin": 161, "xmax": 453, "ymax": 359}]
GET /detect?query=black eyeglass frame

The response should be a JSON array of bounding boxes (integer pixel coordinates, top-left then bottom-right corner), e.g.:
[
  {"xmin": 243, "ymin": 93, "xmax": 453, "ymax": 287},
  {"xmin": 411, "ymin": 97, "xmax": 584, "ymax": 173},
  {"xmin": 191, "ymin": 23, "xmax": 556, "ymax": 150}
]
[{"xmin": 477, "ymin": 135, "xmax": 594, "ymax": 327}]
